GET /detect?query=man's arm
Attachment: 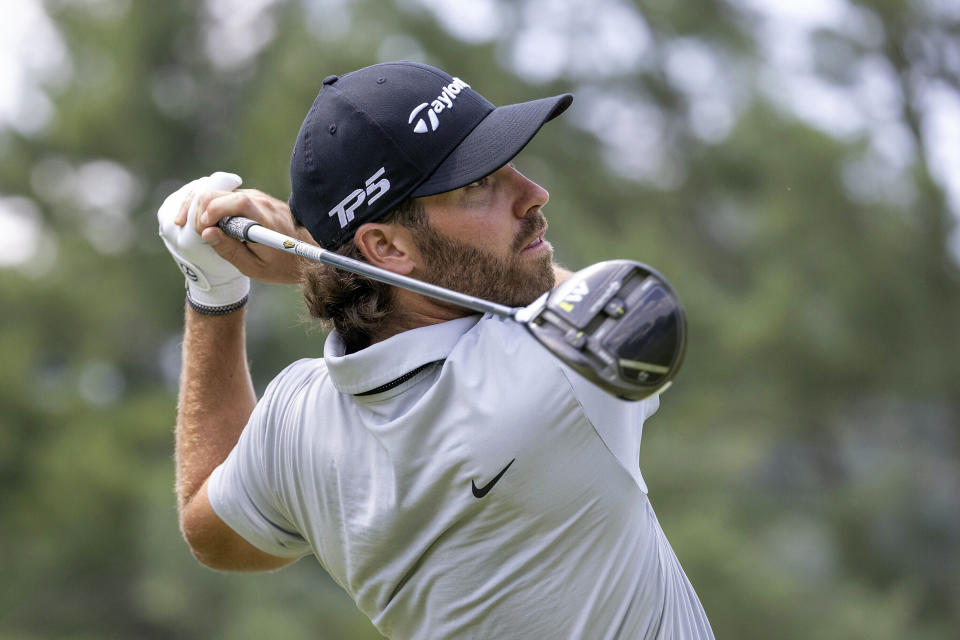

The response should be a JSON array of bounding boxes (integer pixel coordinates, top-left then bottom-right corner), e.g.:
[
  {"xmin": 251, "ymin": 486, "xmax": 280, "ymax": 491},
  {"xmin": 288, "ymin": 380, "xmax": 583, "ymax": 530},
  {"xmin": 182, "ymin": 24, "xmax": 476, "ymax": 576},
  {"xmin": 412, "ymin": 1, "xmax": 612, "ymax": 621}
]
[
  {"xmin": 175, "ymin": 307, "xmax": 295, "ymax": 572},
  {"xmin": 159, "ymin": 173, "xmax": 297, "ymax": 571}
]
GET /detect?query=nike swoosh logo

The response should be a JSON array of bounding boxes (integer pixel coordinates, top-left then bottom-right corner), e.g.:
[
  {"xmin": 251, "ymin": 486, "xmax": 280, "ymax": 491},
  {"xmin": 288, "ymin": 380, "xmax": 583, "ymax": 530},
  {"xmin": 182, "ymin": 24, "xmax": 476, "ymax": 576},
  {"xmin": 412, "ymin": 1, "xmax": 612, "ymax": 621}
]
[{"xmin": 471, "ymin": 458, "xmax": 516, "ymax": 499}]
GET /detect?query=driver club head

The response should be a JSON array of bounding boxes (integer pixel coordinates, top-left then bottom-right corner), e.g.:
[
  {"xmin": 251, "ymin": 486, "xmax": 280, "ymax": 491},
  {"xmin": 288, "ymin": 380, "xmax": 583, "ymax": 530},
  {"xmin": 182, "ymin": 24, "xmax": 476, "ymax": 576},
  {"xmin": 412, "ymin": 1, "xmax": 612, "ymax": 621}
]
[{"xmin": 521, "ymin": 260, "xmax": 687, "ymax": 401}]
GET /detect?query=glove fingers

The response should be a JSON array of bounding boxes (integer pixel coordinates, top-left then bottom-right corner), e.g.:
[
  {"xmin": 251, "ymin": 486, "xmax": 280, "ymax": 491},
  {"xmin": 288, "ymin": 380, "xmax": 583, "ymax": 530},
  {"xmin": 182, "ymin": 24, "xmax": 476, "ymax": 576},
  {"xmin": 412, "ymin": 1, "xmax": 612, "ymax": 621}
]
[
  {"xmin": 182, "ymin": 174, "xmax": 219, "ymax": 249},
  {"xmin": 184, "ymin": 173, "xmax": 241, "ymax": 240},
  {"xmin": 157, "ymin": 182, "xmax": 193, "ymax": 235},
  {"xmin": 185, "ymin": 189, "xmax": 203, "ymax": 241},
  {"xmin": 208, "ymin": 172, "xmax": 242, "ymax": 191},
  {"xmin": 158, "ymin": 173, "xmax": 241, "ymax": 236}
]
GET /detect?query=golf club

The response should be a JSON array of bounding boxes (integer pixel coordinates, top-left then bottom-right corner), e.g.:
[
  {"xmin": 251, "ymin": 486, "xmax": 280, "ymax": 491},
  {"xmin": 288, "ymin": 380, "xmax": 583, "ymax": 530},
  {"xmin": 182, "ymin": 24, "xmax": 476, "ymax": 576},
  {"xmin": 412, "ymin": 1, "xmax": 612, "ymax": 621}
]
[{"xmin": 218, "ymin": 215, "xmax": 686, "ymax": 401}]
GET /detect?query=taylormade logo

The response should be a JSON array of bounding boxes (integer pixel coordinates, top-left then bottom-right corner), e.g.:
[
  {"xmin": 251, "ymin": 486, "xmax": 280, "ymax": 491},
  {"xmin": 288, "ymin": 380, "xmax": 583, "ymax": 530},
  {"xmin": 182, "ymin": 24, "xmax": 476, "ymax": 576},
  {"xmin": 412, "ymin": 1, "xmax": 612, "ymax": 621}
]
[
  {"xmin": 558, "ymin": 280, "xmax": 590, "ymax": 313},
  {"xmin": 328, "ymin": 167, "xmax": 391, "ymax": 228},
  {"xmin": 408, "ymin": 77, "xmax": 470, "ymax": 133}
]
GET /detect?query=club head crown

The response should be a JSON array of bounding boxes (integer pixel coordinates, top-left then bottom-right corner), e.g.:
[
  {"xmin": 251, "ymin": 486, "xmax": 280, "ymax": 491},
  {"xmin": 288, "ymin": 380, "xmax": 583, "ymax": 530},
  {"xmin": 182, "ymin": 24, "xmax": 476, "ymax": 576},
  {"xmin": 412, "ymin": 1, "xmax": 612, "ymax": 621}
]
[{"xmin": 523, "ymin": 260, "xmax": 687, "ymax": 401}]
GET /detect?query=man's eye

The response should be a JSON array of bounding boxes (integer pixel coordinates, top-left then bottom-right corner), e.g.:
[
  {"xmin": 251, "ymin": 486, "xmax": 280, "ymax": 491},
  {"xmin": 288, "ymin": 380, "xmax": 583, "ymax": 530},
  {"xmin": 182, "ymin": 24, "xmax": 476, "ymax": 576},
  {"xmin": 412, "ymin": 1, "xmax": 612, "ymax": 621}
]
[{"xmin": 466, "ymin": 176, "xmax": 489, "ymax": 189}]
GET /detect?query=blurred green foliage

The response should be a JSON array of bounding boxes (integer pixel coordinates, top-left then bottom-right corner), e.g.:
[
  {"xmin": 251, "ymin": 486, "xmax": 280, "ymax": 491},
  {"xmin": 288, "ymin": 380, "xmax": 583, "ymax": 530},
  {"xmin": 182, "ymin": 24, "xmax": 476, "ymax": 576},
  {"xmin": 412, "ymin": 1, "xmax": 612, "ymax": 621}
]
[{"xmin": 1, "ymin": 0, "xmax": 958, "ymax": 638}]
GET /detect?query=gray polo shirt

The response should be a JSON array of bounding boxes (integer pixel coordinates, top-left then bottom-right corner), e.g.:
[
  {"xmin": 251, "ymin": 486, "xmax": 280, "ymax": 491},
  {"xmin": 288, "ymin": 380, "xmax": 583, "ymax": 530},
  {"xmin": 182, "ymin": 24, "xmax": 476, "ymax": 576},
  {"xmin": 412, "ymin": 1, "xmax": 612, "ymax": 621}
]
[{"xmin": 208, "ymin": 314, "xmax": 713, "ymax": 639}]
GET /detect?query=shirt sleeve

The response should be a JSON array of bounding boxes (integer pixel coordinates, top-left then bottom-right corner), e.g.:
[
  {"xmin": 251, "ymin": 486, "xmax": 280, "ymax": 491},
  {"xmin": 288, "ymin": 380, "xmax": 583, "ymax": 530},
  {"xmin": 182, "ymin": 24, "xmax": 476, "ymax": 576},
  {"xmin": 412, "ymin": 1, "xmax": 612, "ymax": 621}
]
[
  {"xmin": 207, "ymin": 361, "xmax": 314, "ymax": 559},
  {"xmin": 560, "ymin": 365, "xmax": 661, "ymax": 494}
]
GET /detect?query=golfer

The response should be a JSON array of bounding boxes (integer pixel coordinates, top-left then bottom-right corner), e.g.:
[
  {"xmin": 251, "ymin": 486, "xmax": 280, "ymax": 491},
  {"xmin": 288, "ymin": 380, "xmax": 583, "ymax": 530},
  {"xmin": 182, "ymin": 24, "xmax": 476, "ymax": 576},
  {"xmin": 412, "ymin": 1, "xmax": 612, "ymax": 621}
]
[{"xmin": 159, "ymin": 61, "xmax": 714, "ymax": 639}]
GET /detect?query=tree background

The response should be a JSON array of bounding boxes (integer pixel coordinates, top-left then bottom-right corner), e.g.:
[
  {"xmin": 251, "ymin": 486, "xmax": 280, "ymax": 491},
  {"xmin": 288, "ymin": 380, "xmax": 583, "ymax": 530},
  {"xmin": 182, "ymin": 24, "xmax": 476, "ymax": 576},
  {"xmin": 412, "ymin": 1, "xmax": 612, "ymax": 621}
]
[{"xmin": 1, "ymin": 0, "xmax": 959, "ymax": 638}]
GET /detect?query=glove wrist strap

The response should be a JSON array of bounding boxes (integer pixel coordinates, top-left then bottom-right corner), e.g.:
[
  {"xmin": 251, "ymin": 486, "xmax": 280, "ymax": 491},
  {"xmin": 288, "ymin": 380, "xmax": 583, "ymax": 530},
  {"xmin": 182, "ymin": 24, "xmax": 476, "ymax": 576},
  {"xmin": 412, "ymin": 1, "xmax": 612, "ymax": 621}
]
[{"xmin": 186, "ymin": 290, "xmax": 249, "ymax": 315}]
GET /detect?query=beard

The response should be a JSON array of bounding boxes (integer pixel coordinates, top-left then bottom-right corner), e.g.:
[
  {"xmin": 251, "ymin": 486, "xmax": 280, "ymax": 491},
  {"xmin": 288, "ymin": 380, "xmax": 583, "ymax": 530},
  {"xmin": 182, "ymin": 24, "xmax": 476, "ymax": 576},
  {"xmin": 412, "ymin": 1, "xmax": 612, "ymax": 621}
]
[{"xmin": 413, "ymin": 212, "xmax": 555, "ymax": 308}]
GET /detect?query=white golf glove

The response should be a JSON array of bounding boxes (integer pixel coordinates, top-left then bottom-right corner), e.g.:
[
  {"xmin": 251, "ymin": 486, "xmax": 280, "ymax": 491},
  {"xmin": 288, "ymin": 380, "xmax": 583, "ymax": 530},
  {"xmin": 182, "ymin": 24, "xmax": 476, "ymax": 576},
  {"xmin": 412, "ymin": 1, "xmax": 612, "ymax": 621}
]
[{"xmin": 158, "ymin": 172, "xmax": 249, "ymax": 313}]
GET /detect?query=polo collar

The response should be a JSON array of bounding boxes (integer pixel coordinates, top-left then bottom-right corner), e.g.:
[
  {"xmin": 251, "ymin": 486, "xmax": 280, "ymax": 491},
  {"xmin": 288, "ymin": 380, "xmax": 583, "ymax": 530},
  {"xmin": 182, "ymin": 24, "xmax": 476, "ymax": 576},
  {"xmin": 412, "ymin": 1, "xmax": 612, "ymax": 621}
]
[{"xmin": 323, "ymin": 315, "xmax": 482, "ymax": 395}]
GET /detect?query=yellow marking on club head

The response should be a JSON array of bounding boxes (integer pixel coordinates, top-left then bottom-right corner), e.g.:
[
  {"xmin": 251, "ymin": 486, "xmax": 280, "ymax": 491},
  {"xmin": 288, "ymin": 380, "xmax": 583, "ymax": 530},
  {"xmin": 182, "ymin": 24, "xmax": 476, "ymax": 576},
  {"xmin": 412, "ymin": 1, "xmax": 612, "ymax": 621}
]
[
  {"xmin": 559, "ymin": 302, "xmax": 575, "ymax": 312},
  {"xmin": 283, "ymin": 240, "xmax": 295, "ymax": 249},
  {"xmin": 618, "ymin": 359, "xmax": 670, "ymax": 374}
]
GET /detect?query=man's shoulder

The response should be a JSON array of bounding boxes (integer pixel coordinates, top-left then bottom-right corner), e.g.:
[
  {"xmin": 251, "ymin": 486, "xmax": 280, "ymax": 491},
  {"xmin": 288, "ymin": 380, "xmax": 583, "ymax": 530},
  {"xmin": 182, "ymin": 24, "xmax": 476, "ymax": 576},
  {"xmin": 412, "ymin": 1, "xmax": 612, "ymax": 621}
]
[
  {"xmin": 465, "ymin": 313, "xmax": 537, "ymax": 343},
  {"xmin": 458, "ymin": 314, "xmax": 555, "ymax": 363},
  {"xmin": 275, "ymin": 356, "xmax": 326, "ymax": 382},
  {"xmin": 262, "ymin": 357, "xmax": 329, "ymax": 404},
  {"xmin": 247, "ymin": 357, "xmax": 331, "ymax": 446},
  {"xmin": 460, "ymin": 314, "xmax": 661, "ymax": 417},
  {"xmin": 447, "ymin": 315, "xmax": 573, "ymax": 397}
]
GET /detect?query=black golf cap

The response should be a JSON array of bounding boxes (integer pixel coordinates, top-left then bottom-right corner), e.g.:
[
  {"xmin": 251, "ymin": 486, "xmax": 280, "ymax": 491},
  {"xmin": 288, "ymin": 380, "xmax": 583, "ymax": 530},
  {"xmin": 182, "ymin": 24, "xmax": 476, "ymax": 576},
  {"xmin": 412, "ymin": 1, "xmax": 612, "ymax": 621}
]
[{"xmin": 289, "ymin": 61, "xmax": 573, "ymax": 248}]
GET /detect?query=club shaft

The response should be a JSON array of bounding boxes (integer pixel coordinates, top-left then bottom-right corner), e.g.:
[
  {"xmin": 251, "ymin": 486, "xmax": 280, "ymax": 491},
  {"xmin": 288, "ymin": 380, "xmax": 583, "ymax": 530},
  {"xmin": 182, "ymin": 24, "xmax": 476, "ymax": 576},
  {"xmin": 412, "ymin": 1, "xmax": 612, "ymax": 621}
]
[{"xmin": 218, "ymin": 216, "xmax": 517, "ymax": 318}]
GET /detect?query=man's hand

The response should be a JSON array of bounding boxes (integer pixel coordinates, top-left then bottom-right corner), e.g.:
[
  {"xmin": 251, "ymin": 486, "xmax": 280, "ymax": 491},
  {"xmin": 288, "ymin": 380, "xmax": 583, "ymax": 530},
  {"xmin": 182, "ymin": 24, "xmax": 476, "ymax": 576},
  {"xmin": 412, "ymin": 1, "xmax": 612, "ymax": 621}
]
[
  {"xmin": 158, "ymin": 172, "xmax": 250, "ymax": 309},
  {"xmin": 180, "ymin": 185, "xmax": 315, "ymax": 285}
]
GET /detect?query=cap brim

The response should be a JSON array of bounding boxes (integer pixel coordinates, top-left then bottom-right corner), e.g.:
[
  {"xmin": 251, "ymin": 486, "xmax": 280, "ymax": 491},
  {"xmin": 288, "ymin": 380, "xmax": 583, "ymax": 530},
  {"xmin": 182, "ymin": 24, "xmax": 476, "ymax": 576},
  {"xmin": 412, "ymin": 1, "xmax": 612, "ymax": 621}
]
[{"xmin": 410, "ymin": 93, "xmax": 573, "ymax": 198}]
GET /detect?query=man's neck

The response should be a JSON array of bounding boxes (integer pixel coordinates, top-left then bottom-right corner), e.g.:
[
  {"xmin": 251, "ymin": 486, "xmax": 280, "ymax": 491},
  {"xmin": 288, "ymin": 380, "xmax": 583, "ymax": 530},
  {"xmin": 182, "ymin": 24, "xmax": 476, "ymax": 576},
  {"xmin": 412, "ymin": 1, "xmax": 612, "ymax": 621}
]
[{"xmin": 366, "ymin": 289, "xmax": 474, "ymax": 346}]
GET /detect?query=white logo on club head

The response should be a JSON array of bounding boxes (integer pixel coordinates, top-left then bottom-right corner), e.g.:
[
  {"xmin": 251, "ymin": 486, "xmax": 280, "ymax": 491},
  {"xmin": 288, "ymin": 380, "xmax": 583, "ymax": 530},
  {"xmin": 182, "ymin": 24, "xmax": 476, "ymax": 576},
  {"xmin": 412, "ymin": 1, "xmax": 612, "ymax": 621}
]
[{"xmin": 409, "ymin": 103, "xmax": 440, "ymax": 133}]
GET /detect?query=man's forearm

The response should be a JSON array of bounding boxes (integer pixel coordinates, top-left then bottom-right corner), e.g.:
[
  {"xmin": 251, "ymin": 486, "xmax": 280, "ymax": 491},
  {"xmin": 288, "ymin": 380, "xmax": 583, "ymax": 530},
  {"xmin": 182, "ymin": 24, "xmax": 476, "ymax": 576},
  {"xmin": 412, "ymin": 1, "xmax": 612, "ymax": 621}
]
[{"xmin": 175, "ymin": 306, "xmax": 256, "ymax": 518}]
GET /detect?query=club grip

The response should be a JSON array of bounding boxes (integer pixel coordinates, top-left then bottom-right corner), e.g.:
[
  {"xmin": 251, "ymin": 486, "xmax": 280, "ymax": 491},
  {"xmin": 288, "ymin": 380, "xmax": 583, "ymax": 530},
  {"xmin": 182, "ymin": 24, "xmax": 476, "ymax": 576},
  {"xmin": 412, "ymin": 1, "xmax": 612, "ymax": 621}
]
[{"xmin": 217, "ymin": 215, "xmax": 259, "ymax": 241}]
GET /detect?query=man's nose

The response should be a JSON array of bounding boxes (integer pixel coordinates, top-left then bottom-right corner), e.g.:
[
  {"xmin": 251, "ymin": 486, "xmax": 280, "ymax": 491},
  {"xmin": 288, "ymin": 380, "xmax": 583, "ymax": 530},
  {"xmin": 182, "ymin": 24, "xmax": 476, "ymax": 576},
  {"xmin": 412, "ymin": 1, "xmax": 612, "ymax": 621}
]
[
  {"xmin": 508, "ymin": 165, "xmax": 550, "ymax": 218},
  {"xmin": 509, "ymin": 167, "xmax": 549, "ymax": 218}
]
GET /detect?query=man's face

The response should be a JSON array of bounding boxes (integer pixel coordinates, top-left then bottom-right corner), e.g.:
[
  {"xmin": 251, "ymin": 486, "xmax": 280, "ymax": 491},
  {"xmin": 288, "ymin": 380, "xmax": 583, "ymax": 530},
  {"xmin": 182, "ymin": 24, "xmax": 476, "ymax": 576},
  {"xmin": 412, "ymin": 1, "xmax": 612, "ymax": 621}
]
[{"xmin": 413, "ymin": 164, "xmax": 555, "ymax": 307}]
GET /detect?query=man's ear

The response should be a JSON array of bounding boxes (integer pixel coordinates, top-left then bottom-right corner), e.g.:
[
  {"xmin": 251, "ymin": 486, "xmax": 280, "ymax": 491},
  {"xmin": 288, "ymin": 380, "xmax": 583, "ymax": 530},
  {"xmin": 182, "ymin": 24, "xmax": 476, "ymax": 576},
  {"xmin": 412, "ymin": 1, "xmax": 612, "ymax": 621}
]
[{"xmin": 353, "ymin": 223, "xmax": 421, "ymax": 274}]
